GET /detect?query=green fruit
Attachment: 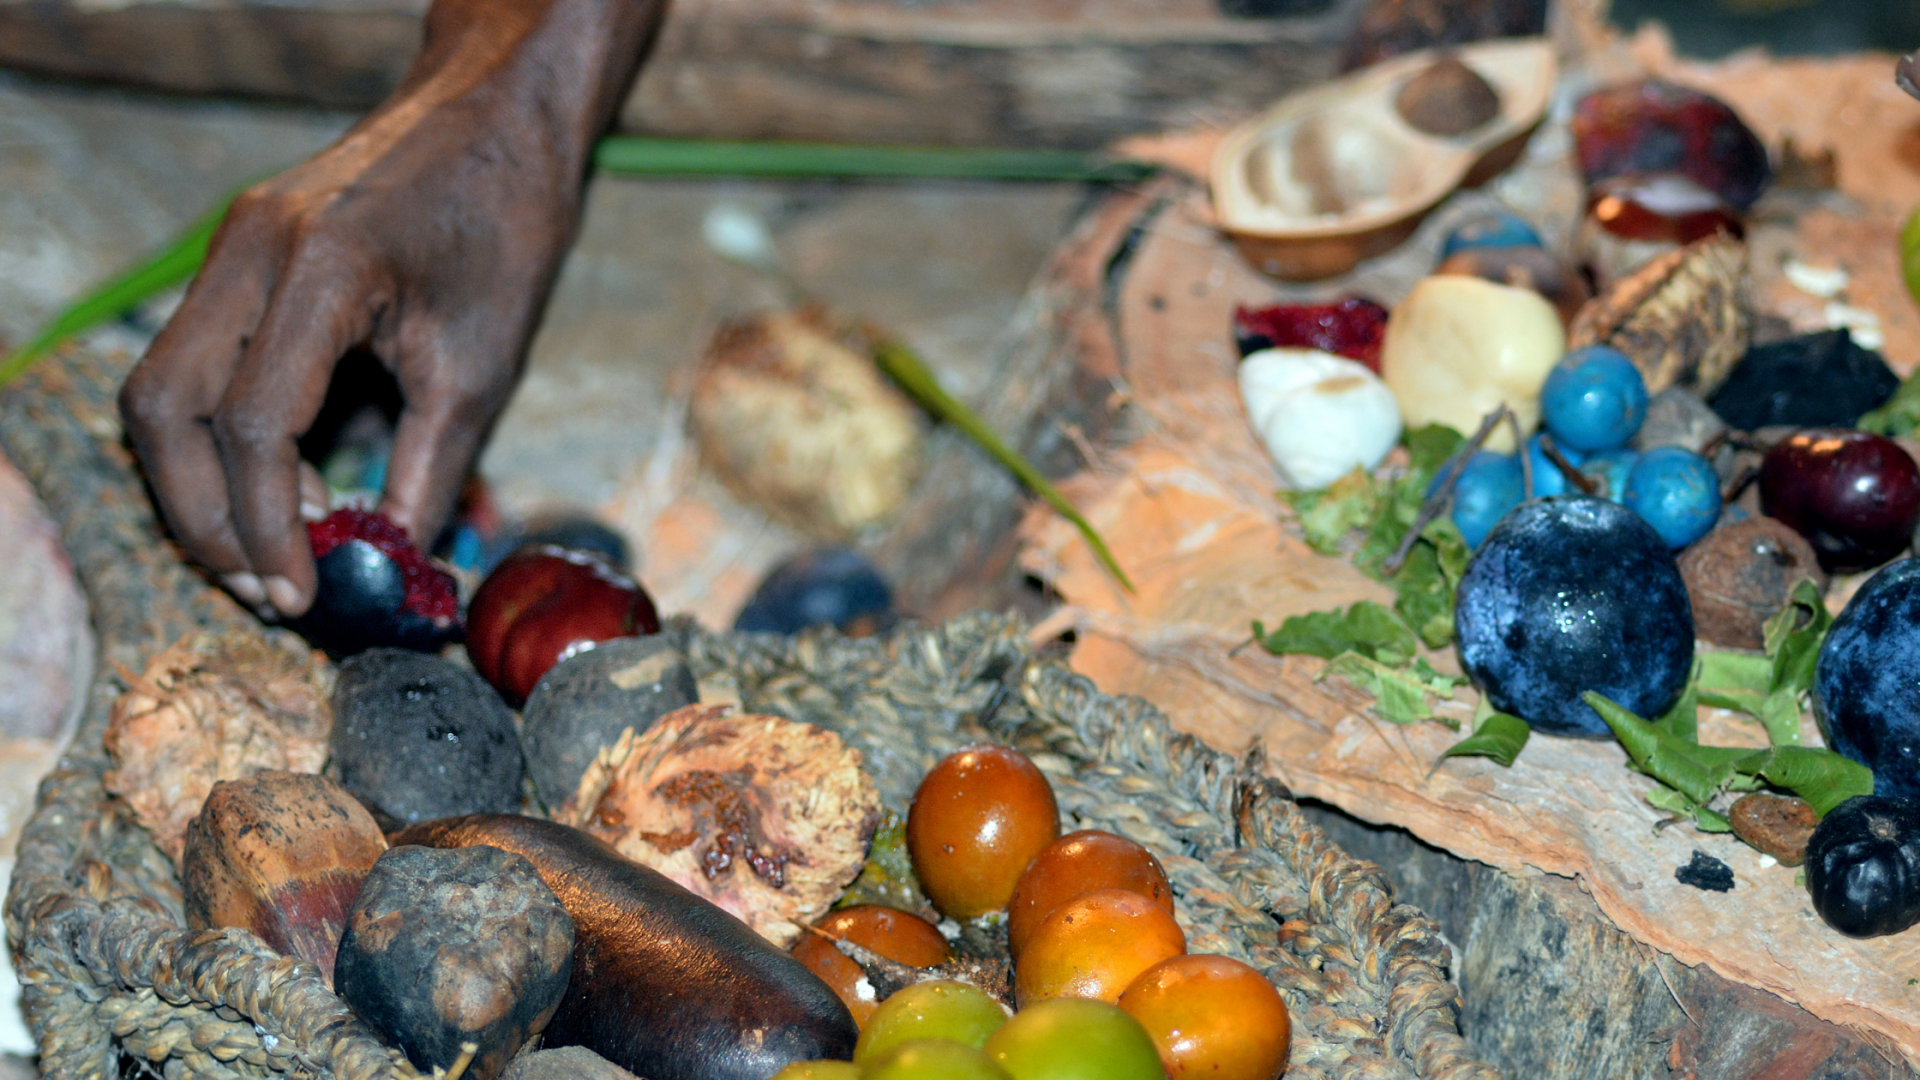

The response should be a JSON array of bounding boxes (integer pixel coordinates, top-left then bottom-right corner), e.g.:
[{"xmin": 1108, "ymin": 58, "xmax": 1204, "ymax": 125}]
[
  {"xmin": 770, "ymin": 1063, "xmax": 862, "ymax": 1080},
  {"xmin": 856, "ymin": 981, "xmax": 1009, "ymax": 1064},
  {"xmin": 867, "ymin": 1040, "xmax": 1014, "ymax": 1080},
  {"xmin": 984, "ymin": 999, "xmax": 1165, "ymax": 1080},
  {"xmin": 1903, "ymin": 203, "xmax": 1920, "ymax": 308}
]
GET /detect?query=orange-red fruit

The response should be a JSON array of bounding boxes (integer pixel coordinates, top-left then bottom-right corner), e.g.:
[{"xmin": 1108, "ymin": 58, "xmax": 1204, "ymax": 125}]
[
  {"xmin": 1118, "ymin": 954, "xmax": 1291, "ymax": 1080},
  {"xmin": 1014, "ymin": 889, "xmax": 1185, "ymax": 1007},
  {"xmin": 791, "ymin": 905, "xmax": 952, "ymax": 1027},
  {"xmin": 907, "ymin": 745, "xmax": 1060, "ymax": 919},
  {"xmin": 1008, "ymin": 830, "xmax": 1173, "ymax": 960}
]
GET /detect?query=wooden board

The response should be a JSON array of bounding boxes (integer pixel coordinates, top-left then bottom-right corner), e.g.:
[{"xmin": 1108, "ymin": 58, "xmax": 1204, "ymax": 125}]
[
  {"xmin": 0, "ymin": 0, "xmax": 1365, "ymax": 149},
  {"xmin": 1012, "ymin": 44, "xmax": 1920, "ymax": 1077}
]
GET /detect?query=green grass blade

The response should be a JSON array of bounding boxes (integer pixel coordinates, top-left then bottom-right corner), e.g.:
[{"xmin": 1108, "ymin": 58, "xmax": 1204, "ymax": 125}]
[
  {"xmin": 594, "ymin": 137, "xmax": 1155, "ymax": 183},
  {"xmin": 874, "ymin": 340, "xmax": 1133, "ymax": 592},
  {"xmin": 0, "ymin": 196, "xmax": 233, "ymax": 390}
]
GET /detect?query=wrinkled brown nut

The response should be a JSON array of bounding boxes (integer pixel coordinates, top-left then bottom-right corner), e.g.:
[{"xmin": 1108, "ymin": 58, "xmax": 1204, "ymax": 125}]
[
  {"xmin": 1679, "ymin": 517, "xmax": 1827, "ymax": 651},
  {"xmin": 1729, "ymin": 792, "xmax": 1819, "ymax": 866},
  {"xmin": 1395, "ymin": 56, "xmax": 1501, "ymax": 137},
  {"xmin": 1568, "ymin": 234, "xmax": 1749, "ymax": 396}
]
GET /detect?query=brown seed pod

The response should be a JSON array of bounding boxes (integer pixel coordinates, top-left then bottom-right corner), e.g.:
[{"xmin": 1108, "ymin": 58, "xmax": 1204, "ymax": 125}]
[
  {"xmin": 181, "ymin": 770, "xmax": 387, "ymax": 986},
  {"xmin": 105, "ymin": 632, "xmax": 333, "ymax": 863},
  {"xmin": 1729, "ymin": 792, "xmax": 1819, "ymax": 867},
  {"xmin": 1568, "ymin": 233, "xmax": 1749, "ymax": 396},
  {"xmin": 1678, "ymin": 517, "xmax": 1827, "ymax": 651}
]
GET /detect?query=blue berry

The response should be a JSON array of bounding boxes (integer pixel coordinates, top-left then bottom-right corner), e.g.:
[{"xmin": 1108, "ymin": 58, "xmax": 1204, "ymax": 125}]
[
  {"xmin": 1449, "ymin": 451, "xmax": 1525, "ymax": 549},
  {"xmin": 1455, "ymin": 496, "xmax": 1695, "ymax": 736},
  {"xmin": 1438, "ymin": 209, "xmax": 1545, "ymax": 260},
  {"xmin": 1814, "ymin": 559, "xmax": 1920, "ymax": 800},
  {"xmin": 735, "ymin": 548, "xmax": 895, "ymax": 636},
  {"xmin": 1580, "ymin": 448, "xmax": 1641, "ymax": 503},
  {"xmin": 1541, "ymin": 346, "xmax": 1649, "ymax": 453},
  {"xmin": 1624, "ymin": 447, "xmax": 1721, "ymax": 549},
  {"xmin": 1524, "ymin": 433, "xmax": 1585, "ymax": 498}
]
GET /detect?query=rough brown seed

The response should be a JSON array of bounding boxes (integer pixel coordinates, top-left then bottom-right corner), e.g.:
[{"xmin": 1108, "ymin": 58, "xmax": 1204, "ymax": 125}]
[
  {"xmin": 1730, "ymin": 792, "xmax": 1820, "ymax": 867},
  {"xmin": 1678, "ymin": 517, "xmax": 1827, "ymax": 651},
  {"xmin": 1568, "ymin": 233, "xmax": 1749, "ymax": 396},
  {"xmin": 180, "ymin": 770, "xmax": 386, "ymax": 987}
]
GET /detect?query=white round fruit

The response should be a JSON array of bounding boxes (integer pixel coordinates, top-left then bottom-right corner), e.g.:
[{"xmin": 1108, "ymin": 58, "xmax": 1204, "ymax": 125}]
[{"xmin": 1238, "ymin": 348, "xmax": 1402, "ymax": 491}]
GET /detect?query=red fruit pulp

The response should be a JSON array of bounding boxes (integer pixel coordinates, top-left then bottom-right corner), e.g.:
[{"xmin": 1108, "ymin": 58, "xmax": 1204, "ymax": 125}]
[
  {"xmin": 307, "ymin": 508, "xmax": 458, "ymax": 622},
  {"xmin": 1233, "ymin": 298, "xmax": 1388, "ymax": 371}
]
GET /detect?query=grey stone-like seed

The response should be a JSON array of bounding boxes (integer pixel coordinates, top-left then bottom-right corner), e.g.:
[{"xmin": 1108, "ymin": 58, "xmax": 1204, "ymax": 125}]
[
  {"xmin": 502, "ymin": 1047, "xmax": 640, "ymax": 1080},
  {"xmin": 520, "ymin": 634, "xmax": 698, "ymax": 807},
  {"xmin": 331, "ymin": 649, "xmax": 525, "ymax": 825},
  {"xmin": 335, "ymin": 845, "xmax": 575, "ymax": 1080},
  {"xmin": 1632, "ymin": 386, "xmax": 1726, "ymax": 455}
]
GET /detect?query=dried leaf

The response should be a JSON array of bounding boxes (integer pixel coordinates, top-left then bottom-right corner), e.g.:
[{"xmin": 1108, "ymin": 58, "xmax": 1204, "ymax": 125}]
[{"xmin": 1568, "ymin": 234, "xmax": 1748, "ymax": 395}]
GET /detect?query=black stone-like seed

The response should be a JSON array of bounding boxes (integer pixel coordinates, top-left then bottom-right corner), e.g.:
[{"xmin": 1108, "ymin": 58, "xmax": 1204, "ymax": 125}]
[
  {"xmin": 336, "ymin": 845, "xmax": 574, "ymax": 1080},
  {"xmin": 331, "ymin": 649, "xmax": 524, "ymax": 825},
  {"xmin": 1674, "ymin": 850, "xmax": 1735, "ymax": 892},
  {"xmin": 1707, "ymin": 329, "xmax": 1899, "ymax": 431},
  {"xmin": 502, "ymin": 1047, "xmax": 639, "ymax": 1080},
  {"xmin": 520, "ymin": 635, "xmax": 698, "ymax": 808}
]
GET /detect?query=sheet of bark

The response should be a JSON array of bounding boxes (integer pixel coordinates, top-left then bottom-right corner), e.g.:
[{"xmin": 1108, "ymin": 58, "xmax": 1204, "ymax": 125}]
[{"xmin": 1021, "ymin": 43, "xmax": 1920, "ymax": 1068}]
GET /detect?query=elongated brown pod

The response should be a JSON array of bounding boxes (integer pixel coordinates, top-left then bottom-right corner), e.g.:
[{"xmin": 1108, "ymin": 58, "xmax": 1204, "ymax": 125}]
[
  {"xmin": 181, "ymin": 770, "xmax": 387, "ymax": 987},
  {"xmin": 391, "ymin": 814, "xmax": 857, "ymax": 1080}
]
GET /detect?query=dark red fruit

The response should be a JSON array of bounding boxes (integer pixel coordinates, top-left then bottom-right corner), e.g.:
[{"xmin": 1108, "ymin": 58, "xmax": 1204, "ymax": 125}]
[
  {"xmin": 467, "ymin": 545, "xmax": 660, "ymax": 705},
  {"xmin": 1760, "ymin": 430, "xmax": 1920, "ymax": 573},
  {"xmin": 300, "ymin": 508, "xmax": 459, "ymax": 657},
  {"xmin": 1232, "ymin": 298, "xmax": 1388, "ymax": 371},
  {"xmin": 1586, "ymin": 173, "xmax": 1743, "ymax": 245},
  {"xmin": 1572, "ymin": 79, "xmax": 1771, "ymax": 211}
]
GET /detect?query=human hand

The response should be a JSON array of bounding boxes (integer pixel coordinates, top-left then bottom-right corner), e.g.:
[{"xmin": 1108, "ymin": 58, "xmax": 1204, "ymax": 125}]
[{"xmin": 120, "ymin": 0, "xmax": 663, "ymax": 617}]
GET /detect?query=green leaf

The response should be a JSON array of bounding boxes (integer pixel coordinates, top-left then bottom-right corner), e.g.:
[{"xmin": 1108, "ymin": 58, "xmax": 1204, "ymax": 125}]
[
  {"xmin": 1279, "ymin": 469, "xmax": 1380, "ymax": 555},
  {"xmin": 1738, "ymin": 745, "xmax": 1875, "ymax": 819},
  {"xmin": 1436, "ymin": 698, "xmax": 1532, "ymax": 768},
  {"xmin": 1322, "ymin": 652, "xmax": 1463, "ymax": 724},
  {"xmin": 1653, "ymin": 660, "xmax": 1703, "ymax": 742},
  {"xmin": 1695, "ymin": 650, "xmax": 1802, "ymax": 746},
  {"xmin": 1405, "ymin": 424, "xmax": 1469, "ymax": 479},
  {"xmin": 1585, "ymin": 692, "xmax": 1765, "ymax": 805},
  {"xmin": 872, "ymin": 340, "xmax": 1131, "ymax": 592},
  {"xmin": 1253, "ymin": 601, "xmax": 1418, "ymax": 666},
  {"xmin": 1765, "ymin": 577, "xmax": 1831, "ymax": 699},
  {"xmin": 593, "ymin": 137, "xmax": 1156, "ymax": 182},
  {"xmin": 1698, "ymin": 650, "xmax": 1771, "ymax": 697},
  {"xmin": 1645, "ymin": 786, "xmax": 1733, "ymax": 832},
  {"xmin": 1379, "ymin": 516, "xmax": 1470, "ymax": 650}
]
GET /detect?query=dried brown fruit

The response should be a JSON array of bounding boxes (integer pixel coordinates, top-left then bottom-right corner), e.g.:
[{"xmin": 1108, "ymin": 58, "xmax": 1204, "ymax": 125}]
[
  {"xmin": 182, "ymin": 771, "xmax": 386, "ymax": 986},
  {"xmin": 1568, "ymin": 233, "xmax": 1749, "ymax": 396},
  {"xmin": 689, "ymin": 307, "xmax": 924, "ymax": 538},
  {"xmin": 104, "ymin": 632, "xmax": 332, "ymax": 863},
  {"xmin": 1679, "ymin": 517, "xmax": 1827, "ymax": 651},
  {"xmin": 1729, "ymin": 792, "xmax": 1819, "ymax": 867},
  {"xmin": 564, "ymin": 703, "xmax": 881, "ymax": 946}
]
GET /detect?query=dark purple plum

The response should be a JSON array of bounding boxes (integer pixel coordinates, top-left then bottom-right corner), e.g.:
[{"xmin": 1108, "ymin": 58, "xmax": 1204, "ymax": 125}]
[
  {"xmin": 1803, "ymin": 795, "xmax": 1920, "ymax": 938},
  {"xmin": 1760, "ymin": 429, "xmax": 1920, "ymax": 573},
  {"xmin": 1454, "ymin": 496, "xmax": 1694, "ymax": 737},
  {"xmin": 734, "ymin": 548, "xmax": 895, "ymax": 637},
  {"xmin": 1814, "ymin": 559, "xmax": 1920, "ymax": 800}
]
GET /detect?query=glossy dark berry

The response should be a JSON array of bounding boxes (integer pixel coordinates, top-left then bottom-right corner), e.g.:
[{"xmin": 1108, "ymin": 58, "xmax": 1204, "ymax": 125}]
[
  {"xmin": 1814, "ymin": 559, "xmax": 1920, "ymax": 800},
  {"xmin": 734, "ymin": 548, "xmax": 895, "ymax": 636},
  {"xmin": 1572, "ymin": 79, "xmax": 1771, "ymax": 211},
  {"xmin": 1804, "ymin": 795, "xmax": 1920, "ymax": 938},
  {"xmin": 1760, "ymin": 429, "xmax": 1920, "ymax": 573},
  {"xmin": 1232, "ymin": 298, "xmax": 1388, "ymax": 371},
  {"xmin": 299, "ymin": 509, "xmax": 459, "ymax": 658},
  {"xmin": 1455, "ymin": 496, "xmax": 1694, "ymax": 737}
]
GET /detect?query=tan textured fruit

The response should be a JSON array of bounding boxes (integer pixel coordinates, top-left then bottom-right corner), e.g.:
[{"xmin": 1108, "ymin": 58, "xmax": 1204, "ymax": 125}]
[
  {"xmin": 181, "ymin": 770, "xmax": 386, "ymax": 986},
  {"xmin": 1568, "ymin": 233, "xmax": 1748, "ymax": 396}
]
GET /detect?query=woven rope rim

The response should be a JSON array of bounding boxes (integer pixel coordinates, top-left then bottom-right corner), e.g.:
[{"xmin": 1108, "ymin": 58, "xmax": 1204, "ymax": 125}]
[{"xmin": 0, "ymin": 343, "xmax": 1500, "ymax": 1080}]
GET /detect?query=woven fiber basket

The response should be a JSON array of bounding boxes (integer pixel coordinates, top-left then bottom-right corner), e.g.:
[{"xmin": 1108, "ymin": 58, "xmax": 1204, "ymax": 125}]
[{"xmin": 0, "ymin": 342, "xmax": 1500, "ymax": 1080}]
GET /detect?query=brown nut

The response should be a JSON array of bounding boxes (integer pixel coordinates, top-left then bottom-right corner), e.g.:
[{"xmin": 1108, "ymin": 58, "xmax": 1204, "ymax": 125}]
[
  {"xmin": 1679, "ymin": 517, "xmax": 1827, "ymax": 651},
  {"xmin": 1729, "ymin": 792, "xmax": 1819, "ymax": 867},
  {"xmin": 1395, "ymin": 55, "xmax": 1501, "ymax": 137},
  {"xmin": 1568, "ymin": 233, "xmax": 1749, "ymax": 396}
]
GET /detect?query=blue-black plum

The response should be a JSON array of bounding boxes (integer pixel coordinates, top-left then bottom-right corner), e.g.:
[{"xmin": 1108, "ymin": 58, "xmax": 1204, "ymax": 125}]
[
  {"xmin": 1803, "ymin": 795, "xmax": 1920, "ymax": 938},
  {"xmin": 735, "ymin": 548, "xmax": 895, "ymax": 636},
  {"xmin": 1814, "ymin": 559, "xmax": 1920, "ymax": 800},
  {"xmin": 1454, "ymin": 496, "xmax": 1694, "ymax": 737}
]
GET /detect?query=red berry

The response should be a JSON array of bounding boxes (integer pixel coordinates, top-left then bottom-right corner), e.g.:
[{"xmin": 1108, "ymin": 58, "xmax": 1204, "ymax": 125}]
[
  {"xmin": 1760, "ymin": 430, "xmax": 1920, "ymax": 573},
  {"xmin": 467, "ymin": 545, "xmax": 661, "ymax": 704},
  {"xmin": 1232, "ymin": 298, "xmax": 1388, "ymax": 372},
  {"xmin": 1572, "ymin": 79, "xmax": 1771, "ymax": 211}
]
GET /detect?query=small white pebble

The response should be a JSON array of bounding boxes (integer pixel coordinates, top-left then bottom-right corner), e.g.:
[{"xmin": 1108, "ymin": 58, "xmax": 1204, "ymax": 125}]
[
  {"xmin": 938, "ymin": 918, "xmax": 962, "ymax": 941},
  {"xmin": 1239, "ymin": 348, "xmax": 1402, "ymax": 491},
  {"xmin": 1784, "ymin": 259, "xmax": 1850, "ymax": 298},
  {"xmin": 1758, "ymin": 854, "xmax": 1778, "ymax": 869},
  {"xmin": 1824, "ymin": 302, "xmax": 1885, "ymax": 350},
  {"xmin": 702, "ymin": 203, "xmax": 778, "ymax": 271},
  {"xmin": 854, "ymin": 977, "xmax": 876, "ymax": 1002}
]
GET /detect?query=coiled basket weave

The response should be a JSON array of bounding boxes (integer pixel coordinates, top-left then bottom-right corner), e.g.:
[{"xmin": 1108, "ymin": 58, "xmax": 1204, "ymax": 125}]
[{"xmin": 0, "ymin": 343, "xmax": 1501, "ymax": 1080}]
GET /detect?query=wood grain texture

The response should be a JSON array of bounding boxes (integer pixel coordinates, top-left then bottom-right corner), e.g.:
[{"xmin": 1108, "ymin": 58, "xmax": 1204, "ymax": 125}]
[{"xmin": 0, "ymin": 0, "xmax": 1365, "ymax": 148}]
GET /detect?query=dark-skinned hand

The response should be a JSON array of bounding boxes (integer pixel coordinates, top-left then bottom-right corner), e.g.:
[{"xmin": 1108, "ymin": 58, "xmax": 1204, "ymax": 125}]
[{"xmin": 120, "ymin": 0, "xmax": 665, "ymax": 617}]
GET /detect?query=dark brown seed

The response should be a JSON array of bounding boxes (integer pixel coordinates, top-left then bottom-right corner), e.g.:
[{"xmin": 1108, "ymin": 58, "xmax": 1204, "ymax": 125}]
[
  {"xmin": 1730, "ymin": 792, "xmax": 1820, "ymax": 867},
  {"xmin": 1395, "ymin": 56, "xmax": 1503, "ymax": 137},
  {"xmin": 1678, "ymin": 517, "xmax": 1827, "ymax": 650}
]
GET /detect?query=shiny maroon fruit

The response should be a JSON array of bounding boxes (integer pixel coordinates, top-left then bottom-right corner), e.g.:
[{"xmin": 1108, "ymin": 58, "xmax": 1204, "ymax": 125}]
[
  {"xmin": 1572, "ymin": 79, "xmax": 1771, "ymax": 211},
  {"xmin": 1586, "ymin": 173, "xmax": 1743, "ymax": 245},
  {"xmin": 300, "ymin": 508, "xmax": 460, "ymax": 658},
  {"xmin": 1760, "ymin": 430, "xmax": 1920, "ymax": 573},
  {"xmin": 467, "ymin": 544, "xmax": 661, "ymax": 704},
  {"xmin": 1232, "ymin": 298, "xmax": 1388, "ymax": 371}
]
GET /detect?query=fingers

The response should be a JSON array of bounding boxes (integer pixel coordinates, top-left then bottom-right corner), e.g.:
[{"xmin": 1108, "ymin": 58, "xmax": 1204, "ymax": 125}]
[
  {"xmin": 379, "ymin": 316, "xmax": 519, "ymax": 549},
  {"xmin": 213, "ymin": 245, "xmax": 376, "ymax": 617}
]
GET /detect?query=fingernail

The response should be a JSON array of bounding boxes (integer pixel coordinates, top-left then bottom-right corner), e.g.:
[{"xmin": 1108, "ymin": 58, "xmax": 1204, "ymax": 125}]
[
  {"xmin": 300, "ymin": 501, "xmax": 329, "ymax": 522},
  {"xmin": 264, "ymin": 576, "xmax": 305, "ymax": 615},
  {"xmin": 223, "ymin": 573, "xmax": 267, "ymax": 606}
]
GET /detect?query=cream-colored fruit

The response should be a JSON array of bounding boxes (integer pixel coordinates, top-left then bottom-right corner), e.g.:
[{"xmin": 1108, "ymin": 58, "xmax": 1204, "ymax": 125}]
[
  {"xmin": 1238, "ymin": 348, "xmax": 1402, "ymax": 491},
  {"xmin": 1380, "ymin": 275, "xmax": 1565, "ymax": 451}
]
